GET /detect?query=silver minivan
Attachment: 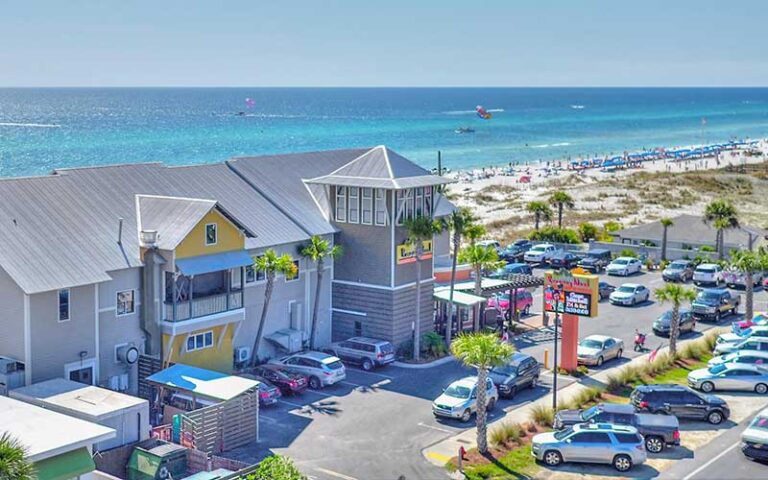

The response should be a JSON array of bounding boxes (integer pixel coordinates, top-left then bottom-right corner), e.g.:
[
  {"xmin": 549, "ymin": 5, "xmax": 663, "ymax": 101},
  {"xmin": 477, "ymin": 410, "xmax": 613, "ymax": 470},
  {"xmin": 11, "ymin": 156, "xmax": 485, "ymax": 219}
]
[
  {"xmin": 269, "ymin": 351, "xmax": 346, "ymax": 389},
  {"xmin": 327, "ymin": 337, "xmax": 395, "ymax": 371}
]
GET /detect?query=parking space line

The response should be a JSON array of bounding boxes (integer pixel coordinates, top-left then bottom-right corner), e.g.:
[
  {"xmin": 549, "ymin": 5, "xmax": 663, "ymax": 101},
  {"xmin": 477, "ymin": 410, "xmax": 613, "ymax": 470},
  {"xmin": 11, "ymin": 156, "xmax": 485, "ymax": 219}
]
[
  {"xmin": 348, "ymin": 370, "xmax": 394, "ymax": 380},
  {"xmin": 371, "ymin": 379, "xmax": 391, "ymax": 387},
  {"xmin": 417, "ymin": 422, "xmax": 455, "ymax": 434},
  {"xmin": 258, "ymin": 414, "xmax": 281, "ymax": 424},
  {"xmin": 682, "ymin": 441, "xmax": 739, "ymax": 480},
  {"xmin": 279, "ymin": 399, "xmax": 310, "ymax": 408},
  {"xmin": 314, "ymin": 467, "xmax": 358, "ymax": 480},
  {"xmin": 340, "ymin": 381, "xmax": 364, "ymax": 388},
  {"xmin": 306, "ymin": 389, "xmax": 334, "ymax": 397}
]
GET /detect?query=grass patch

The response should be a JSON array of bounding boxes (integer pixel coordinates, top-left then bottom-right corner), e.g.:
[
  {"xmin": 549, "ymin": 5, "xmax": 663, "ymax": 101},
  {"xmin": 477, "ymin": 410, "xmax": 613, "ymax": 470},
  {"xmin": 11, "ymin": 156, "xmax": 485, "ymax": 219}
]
[
  {"xmin": 490, "ymin": 422, "xmax": 524, "ymax": 447},
  {"xmin": 462, "ymin": 444, "xmax": 539, "ymax": 480}
]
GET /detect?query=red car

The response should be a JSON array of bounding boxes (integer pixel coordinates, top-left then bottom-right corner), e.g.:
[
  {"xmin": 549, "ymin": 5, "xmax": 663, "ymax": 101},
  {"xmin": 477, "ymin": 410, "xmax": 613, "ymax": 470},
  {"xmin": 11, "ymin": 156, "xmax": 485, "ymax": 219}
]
[
  {"xmin": 254, "ymin": 364, "xmax": 308, "ymax": 395},
  {"xmin": 487, "ymin": 289, "xmax": 534, "ymax": 317}
]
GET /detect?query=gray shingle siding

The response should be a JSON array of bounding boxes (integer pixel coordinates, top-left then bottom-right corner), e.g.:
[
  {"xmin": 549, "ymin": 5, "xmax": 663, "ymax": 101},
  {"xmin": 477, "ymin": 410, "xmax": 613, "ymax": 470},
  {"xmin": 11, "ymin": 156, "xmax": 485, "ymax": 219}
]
[
  {"xmin": 332, "ymin": 223, "xmax": 392, "ymax": 286},
  {"xmin": 0, "ymin": 267, "xmax": 25, "ymax": 362}
]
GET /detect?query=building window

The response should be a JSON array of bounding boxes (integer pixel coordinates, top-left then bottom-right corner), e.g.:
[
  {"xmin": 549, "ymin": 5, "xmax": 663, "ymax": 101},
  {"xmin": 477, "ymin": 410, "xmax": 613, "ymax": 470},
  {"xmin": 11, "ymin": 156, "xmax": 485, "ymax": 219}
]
[
  {"xmin": 424, "ymin": 186, "xmax": 433, "ymax": 216},
  {"xmin": 354, "ymin": 320, "xmax": 363, "ymax": 336},
  {"xmin": 231, "ymin": 268, "xmax": 243, "ymax": 290},
  {"xmin": 396, "ymin": 190, "xmax": 406, "ymax": 225},
  {"xmin": 405, "ymin": 189, "xmax": 414, "ymax": 220},
  {"xmin": 335, "ymin": 186, "xmax": 347, "ymax": 222},
  {"xmin": 286, "ymin": 260, "xmax": 300, "ymax": 282},
  {"xmin": 116, "ymin": 290, "xmax": 135, "ymax": 316},
  {"xmin": 361, "ymin": 187, "xmax": 373, "ymax": 225},
  {"xmin": 205, "ymin": 223, "xmax": 217, "ymax": 245},
  {"xmin": 375, "ymin": 189, "xmax": 388, "ymax": 226},
  {"xmin": 245, "ymin": 265, "xmax": 255, "ymax": 283},
  {"xmin": 415, "ymin": 187, "xmax": 424, "ymax": 217},
  {"xmin": 58, "ymin": 289, "xmax": 70, "ymax": 322},
  {"xmin": 348, "ymin": 187, "xmax": 360, "ymax": 223},
  {"xmin": 186, "ymin": 331, "xmax": 214, "ymax": 352}
]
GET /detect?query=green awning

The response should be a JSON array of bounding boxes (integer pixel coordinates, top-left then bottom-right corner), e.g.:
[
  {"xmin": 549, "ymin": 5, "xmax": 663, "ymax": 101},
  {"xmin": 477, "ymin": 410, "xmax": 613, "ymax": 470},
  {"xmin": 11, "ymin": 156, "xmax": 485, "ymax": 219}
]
[
  {"xmin": 433, "ymin": 287, "xmax": 486, "ymax": 307},
  {"xmin": 34, "ymin": 448, "xmax": 95, "ymax": 480}
]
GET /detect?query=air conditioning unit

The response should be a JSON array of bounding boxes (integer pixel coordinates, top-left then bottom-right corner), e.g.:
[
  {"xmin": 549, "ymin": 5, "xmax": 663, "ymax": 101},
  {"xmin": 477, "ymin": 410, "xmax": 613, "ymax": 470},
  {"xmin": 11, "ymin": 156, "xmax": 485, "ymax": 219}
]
[
  {"xmin": 119, "ymin": 373, "xmax": 129, "ymax": 391},
  {"xmin": 234, "ymin": 346, "xmax": 251, "ymax": 363},
  {"xmin": 108, "ymin": 376, "xmax": 120, "ymax": 391},
  {"xmin": 0, "ymin": 358, "xmax": 18, "ymax": 374}
]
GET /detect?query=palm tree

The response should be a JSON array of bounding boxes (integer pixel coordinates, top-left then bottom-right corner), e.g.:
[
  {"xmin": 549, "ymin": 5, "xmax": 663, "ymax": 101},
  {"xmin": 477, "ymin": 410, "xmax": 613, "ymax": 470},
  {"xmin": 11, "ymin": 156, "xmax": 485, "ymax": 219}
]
[
  {"xmin": 403, "ymin": 215, "xmax": 439, "ymax": 361},
  {"xmin": 300, "ymin": 236, "xmax": 343, "ymax": 350},
  {"xmin": 459, "ymin": 244, "xmax": 504, "ymax": 330},
  {"xmin": 464, "ymin": 223, "xmax": 487, "ymax": 246},
  {"xmin": 549, "ymin": 190, "xmax": 575, "ymax": 228},
  {"xmin": 526, "ymin": 201, "xmax": 553, "ymax": 231},
  {"xmin": 704, "ymin": 199, "xmax": 739, "ymax": 260},
  {"xmin": 250, "ymin": 249, "xmax": 297, "ymax": 366},
  {"xmin": 654, "ymin": 283, "xmax": 697, "ymax": 357},
  {"xmin": 660, "ymin": 217, "xmax": 674, "ymax": 261},
  {"xmin": 729, "ymin": 249, "xmax": 767, "ymax": 322},
  {"xmin": 451, "ymin": 333, "xmax": 515, "ymax": 454},
  {"xmin": 0, "ymin": 433, "xmax": 34, "ymax": 480},
  {"xmin": 438, "ymin": 208, "xmax": 479, "ymax": 344}
]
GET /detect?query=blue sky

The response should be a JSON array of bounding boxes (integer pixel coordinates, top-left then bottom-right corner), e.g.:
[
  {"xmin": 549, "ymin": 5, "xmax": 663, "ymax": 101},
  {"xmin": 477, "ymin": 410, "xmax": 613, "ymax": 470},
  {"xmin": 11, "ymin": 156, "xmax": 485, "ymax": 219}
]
[{"xmin": 1, "ymin": 0, "xmax": 766, "ymax": 87}]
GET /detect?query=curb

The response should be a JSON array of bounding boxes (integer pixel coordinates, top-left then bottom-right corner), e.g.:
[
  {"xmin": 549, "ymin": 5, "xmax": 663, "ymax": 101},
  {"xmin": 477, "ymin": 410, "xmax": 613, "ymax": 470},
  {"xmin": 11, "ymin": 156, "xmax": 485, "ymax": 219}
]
[{"xmin": 393, "ymin": 355, "xmax": 456, "ymax": 369}]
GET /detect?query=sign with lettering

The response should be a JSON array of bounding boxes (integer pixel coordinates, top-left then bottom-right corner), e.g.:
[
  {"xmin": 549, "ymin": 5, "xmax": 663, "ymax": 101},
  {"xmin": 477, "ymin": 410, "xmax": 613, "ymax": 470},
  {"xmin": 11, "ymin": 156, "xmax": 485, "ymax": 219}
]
[
  {"xmin": 544, "ymin": 270, "xmax": 599, "ymax": 318},
  {"xmin": 396, "ymin": 240, "xmax": 433, "ymax": 264}
]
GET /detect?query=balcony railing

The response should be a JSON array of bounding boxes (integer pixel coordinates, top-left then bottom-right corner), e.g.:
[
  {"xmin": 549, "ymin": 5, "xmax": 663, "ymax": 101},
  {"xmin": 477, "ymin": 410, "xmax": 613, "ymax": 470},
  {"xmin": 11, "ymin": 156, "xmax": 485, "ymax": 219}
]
[{"xmin": 164, "ymin": 290, "xmax": 243, "ymax": 322}]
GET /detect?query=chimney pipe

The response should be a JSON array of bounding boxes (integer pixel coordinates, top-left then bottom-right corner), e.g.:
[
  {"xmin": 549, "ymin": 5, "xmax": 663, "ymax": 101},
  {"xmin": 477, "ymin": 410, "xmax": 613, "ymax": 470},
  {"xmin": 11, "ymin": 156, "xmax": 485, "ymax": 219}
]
[{"xmin": 118, "ymin": 218, "xmax": 124, "ymax": 244}]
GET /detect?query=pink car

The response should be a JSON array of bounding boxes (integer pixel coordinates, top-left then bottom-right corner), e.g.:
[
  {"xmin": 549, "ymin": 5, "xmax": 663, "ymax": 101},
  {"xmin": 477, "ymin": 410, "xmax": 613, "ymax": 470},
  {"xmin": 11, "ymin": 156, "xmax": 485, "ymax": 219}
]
[{"xmin": 487, "ymin": 289, "xmax": 534, "ymax": 318}]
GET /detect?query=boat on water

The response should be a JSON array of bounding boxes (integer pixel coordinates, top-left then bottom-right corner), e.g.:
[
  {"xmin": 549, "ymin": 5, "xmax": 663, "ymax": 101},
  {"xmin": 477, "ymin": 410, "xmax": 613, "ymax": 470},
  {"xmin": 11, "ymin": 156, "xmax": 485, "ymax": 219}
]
[{"xmin": 455, "ymin": 127, "xmax": 475, "ymax": 134}]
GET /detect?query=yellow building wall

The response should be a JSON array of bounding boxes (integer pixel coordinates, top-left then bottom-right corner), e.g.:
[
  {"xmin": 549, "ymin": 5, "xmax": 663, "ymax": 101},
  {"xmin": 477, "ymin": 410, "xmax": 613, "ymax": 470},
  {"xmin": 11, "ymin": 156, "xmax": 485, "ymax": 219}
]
[
  {"xmin": 175, "ymin": 209, "xmax": 245, "ymax": 259},
  {"xmin": 164, "ymin": 324, "xmax": 234, "ymax": 373}
]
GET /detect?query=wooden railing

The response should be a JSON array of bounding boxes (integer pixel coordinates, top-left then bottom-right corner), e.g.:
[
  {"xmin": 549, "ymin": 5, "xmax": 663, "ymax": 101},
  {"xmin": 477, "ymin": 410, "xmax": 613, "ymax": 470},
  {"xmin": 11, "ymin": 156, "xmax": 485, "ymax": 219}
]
[{"xmin": 164, "ymin": 290, "xmax": 243, "ymax": 322}]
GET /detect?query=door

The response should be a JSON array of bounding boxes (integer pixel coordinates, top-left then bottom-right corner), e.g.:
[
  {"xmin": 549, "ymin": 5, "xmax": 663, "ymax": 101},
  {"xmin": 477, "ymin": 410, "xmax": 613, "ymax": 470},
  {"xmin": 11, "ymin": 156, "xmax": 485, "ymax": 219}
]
[
  {"xmin": 603, "ymin": 339, "xmax": 618, "ymax": 359},
  {"xmin": 678, "ymin": 391, "xmax": 707, "ymax": 419},
  {"xmin": 566, "ymin": 432, "xmax": 611, "ymax": 462},
  {"xmin": 69, "ymin": 366, "xmax": 94, "ymax": 385}
]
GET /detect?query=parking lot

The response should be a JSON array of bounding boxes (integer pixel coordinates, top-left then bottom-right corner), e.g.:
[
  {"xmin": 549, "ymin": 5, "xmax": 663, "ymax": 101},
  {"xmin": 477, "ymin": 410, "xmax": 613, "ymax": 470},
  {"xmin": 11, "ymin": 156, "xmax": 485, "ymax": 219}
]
[{"xmin": 228, "ymin": 268, "xmax": 768, "ymax": 480}]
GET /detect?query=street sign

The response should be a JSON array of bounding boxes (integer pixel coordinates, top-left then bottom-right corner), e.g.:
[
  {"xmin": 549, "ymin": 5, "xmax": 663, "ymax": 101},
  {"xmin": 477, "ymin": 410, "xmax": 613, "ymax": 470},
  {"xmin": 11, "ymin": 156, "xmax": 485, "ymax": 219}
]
[{"xmin": 544, "ymin": 270, "xmax": 599, "ymax": 318}]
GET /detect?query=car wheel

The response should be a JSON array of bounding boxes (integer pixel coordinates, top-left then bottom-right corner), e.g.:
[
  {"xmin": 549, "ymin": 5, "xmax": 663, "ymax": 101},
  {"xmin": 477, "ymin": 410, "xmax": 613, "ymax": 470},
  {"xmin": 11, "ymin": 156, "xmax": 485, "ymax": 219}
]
[
  {"xmin": 362, "ymin": 359, "xmax": 373, "ymax": 371},
  {"xmin": 756, "ymin": 383, "xmax": 768, "ymax": 394},
  {"xmin": 487, "ymin": 397, "xmax": 497, "ymax": 411},
  {"xmin": 645, "ymin": 436, "xmax": 664, "ymax": 454},
  {"xmin": 531, "ymin": 376, "xmax": 539, "ymax": 389},
  {"xmin": 523, "ymin": 305, "xmax": 531, "ymax": 315},
  {"xmin": 715, "ymin": 311, "xmax": 721, "ymax": 323},
  {"xmin": 616, "ymin": 349, "xmax": 623, "ymax": 359},
  {"xmin": 707, "ymin": 410, "xmax": 724, "ymax": 425},
  {"xmin": 308, "ymin": 376, "xmax": 322, "ymax": 390},
  {"xmin": 460, "ymin": 409, "xmax": 472, "ymax": 422},
  {"xmin": 543, "ymin": 450, "xmax": 562, "ymax": 467},
  {"xmin": 613, "ymin": 454, "xmax": 633, "ymax": 472},
  {"xmin": 701, "ymin": 381, "xmax": 715, "ymax": 393},
  {"xmin": 507, "ymin": 385, "xmax": 518, "ymax": 399},
  {"xmin": 596, "ymin": 356, "xmax": 604, "ymax": 367}
]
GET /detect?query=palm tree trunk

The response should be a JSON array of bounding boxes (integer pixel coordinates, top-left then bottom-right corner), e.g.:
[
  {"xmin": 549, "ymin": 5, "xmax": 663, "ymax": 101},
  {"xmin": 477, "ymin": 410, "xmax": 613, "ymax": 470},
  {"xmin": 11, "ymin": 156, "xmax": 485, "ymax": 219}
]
[
  {"xmin": 476, "ymin": 367, "xmax": 489, "ymax": 454},
  {"xmin": 535, "ymin": 213, "xmax": 540, "ymax": 231},
  {"xmin": 557, "ymin": 203, "xmax": 563, "ymax": 228},
  {"xmin": 414, "ymin": 250, "xmax": 422, "ymax": 361},
  {"xmin": 251, "ymin": 272, "xmax": 275, "ymax": 366},
  {"xmin": 446, "ymin": 231, "xmax": 460, "ymax": 344},
  {"xmin": 669, "ymin": 304, "xmax": 680, "ymax": 357},
  {"xmin": 746, "ymin": 271, "xmax": 754, "ymax": 321},
  {"xmin": 717, "ymin": 229, "xmax": 724, "ymax": 260},
  {"xmin": 661, "ymin": 226, "xmax": 668, "ymax": 261},
  {"xmin": 473, "ymin": 265, "xmax": 482, "ymax": 331},
  {"xmin": 309, "ymin": 258, "xmax": 324, "ymax": 350}
]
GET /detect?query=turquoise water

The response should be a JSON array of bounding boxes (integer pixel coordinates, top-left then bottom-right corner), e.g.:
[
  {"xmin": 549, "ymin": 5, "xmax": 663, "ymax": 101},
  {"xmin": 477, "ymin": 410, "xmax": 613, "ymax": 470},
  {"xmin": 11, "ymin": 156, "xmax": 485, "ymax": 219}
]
[{"xmin": 1, "ymin": 87, "xmax": 767, "ymax": 177}]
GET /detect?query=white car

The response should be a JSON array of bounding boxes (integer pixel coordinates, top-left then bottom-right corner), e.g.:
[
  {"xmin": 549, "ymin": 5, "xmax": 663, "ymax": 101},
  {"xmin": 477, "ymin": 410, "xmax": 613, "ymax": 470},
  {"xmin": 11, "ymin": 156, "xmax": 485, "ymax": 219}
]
[
  {"xmin": 742, "ymin": 407, "xmax": 768, "ymax": 460},
  {"xmin": 476, "ymin": 240, "xmax": 502, "ymax": 254},
  {"xmin": 715, "ymin": 326, "xmax": 768, "ymax": 350},
  {"xmin": 269, "ymin": 351, "xmax": 346, "ymax": 389},
  {"xmin": 693, "ymin": 263, "xmax": 724, "ymax": 286},
  {"xmin": 708, "ymin": 350, "xmax": 768, "ymax": 368},
  {"xmin": 714, "ymin": 337, "xmax": 768, "ymax": 356},
  {"xmin": 432, "ymin": 376, "xmax": 498, "ymax": 422},
  {"xmin": 606, "ymin": 257, "xmax": 642, "ymax": 276},
  {"xmin": 609, "ymin": 283, "xmax": 650, "ymax": 306},
  {"xmin": 524, "ymin": 244, "xmax": 557, "ymax": 264}
]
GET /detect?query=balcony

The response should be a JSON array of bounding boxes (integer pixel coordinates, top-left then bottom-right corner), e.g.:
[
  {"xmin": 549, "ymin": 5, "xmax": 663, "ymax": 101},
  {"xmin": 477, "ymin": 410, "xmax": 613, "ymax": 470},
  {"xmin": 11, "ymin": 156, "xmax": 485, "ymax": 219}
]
[{"xmin": 164, "ymin": 290, "xmax": 243, "ymax": 323}]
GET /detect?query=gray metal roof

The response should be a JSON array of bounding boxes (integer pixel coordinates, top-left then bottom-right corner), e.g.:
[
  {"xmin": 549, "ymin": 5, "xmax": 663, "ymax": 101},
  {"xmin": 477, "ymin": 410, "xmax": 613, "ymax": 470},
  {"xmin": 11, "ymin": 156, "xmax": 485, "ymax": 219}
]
[
  {"xmin": 613, "ymin": 214, "xmax": 768, "ymax": 246},
  {"xmin": 137, "ymin": 195, "xmax": 217, "ymax": 250}
]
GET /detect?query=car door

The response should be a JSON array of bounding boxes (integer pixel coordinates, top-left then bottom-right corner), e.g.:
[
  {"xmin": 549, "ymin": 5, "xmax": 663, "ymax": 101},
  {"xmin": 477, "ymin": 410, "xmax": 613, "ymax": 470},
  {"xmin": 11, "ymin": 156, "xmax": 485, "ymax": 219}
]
[
  {"xmin": 517, "ymin": 360, "xmax": 532, "ymax": 387},
  {"xmin": 571, "ymin": 432, "xmax": 612, "ymax": 463},
  {"xmin": 727, "ymin": 369, "xmax": 756, "ymax": 391},
  {"xmin": 603, "ymin": 338, "xmax": 618, "ymax": 359},
  {"xmin": 678, "ymin": 391, "xmax": 708, "ymax": 419}
]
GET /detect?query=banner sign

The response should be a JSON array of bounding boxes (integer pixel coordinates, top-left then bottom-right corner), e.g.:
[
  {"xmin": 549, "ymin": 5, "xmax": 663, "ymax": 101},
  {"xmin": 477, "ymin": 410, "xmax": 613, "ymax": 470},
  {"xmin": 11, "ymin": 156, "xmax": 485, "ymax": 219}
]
[
  {"xmin": 544, "ymin": 270, "xmax": 599, "ymax": 318},
  {"xmin": 396, "ymin": 240, "xmax": 433, "ymax": 264}
]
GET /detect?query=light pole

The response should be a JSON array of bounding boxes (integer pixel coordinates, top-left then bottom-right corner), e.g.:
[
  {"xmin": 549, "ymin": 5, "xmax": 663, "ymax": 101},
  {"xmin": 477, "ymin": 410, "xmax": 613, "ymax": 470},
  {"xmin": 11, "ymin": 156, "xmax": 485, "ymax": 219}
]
[{"xmin": 552, "ymin": 281, "xmax": 564, "ymax": 411}]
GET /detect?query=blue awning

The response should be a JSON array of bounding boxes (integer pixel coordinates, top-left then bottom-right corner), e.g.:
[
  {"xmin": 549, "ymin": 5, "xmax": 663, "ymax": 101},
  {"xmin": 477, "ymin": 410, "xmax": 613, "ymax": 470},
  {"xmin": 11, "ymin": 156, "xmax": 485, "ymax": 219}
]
[{"xmin": 175, "ymin": 250, "xmax": 253, "ymax": 276}]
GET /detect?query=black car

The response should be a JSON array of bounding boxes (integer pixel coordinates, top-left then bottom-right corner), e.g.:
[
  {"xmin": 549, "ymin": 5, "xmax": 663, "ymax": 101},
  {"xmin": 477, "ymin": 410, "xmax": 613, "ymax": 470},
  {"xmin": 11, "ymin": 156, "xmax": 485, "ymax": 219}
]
[
  {"xmin": 598, "ymin": 282, "xmax": 616, "ymax": 301},
  {"xmin": 630, "ymin": 384, "xmax": 730, "ymax": 425},
  {"xmin": 577, "ymin": 249, "xmax": 612, "ymax": 273},
  {"xmin": 500, "ymin": 240, "xmax": 533, "ymax": 262},
  {"xmin": 549, "ymin": 251, "xmax": 579, "ymax": 269},
  {"xmin": 653, "ymin": 309, "xmax": 696, "ymax": 337},
  {"xmin": 553, "ymin": 403, "xmax": 681, "ymax": 453},
  {"xmin": 488, "ymin": 352, "xmax": 540, "ymax": 398},
  {"xmin": 662, "ymin": 260, "xmax": 695, "ymax": 282},
  {"xmin": 488, "ymin": 262, "xmax": 533, "ymax": 279},
  {"xmin": 691, "ymin": 288, "xmax": 740, "ymax": 322}
]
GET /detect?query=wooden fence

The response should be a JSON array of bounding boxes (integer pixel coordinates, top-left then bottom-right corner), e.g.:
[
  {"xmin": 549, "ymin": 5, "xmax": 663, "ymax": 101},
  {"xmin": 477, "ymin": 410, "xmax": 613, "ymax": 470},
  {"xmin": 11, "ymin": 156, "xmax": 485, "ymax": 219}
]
[{"xmin": 180, "ymin": 390, "xmax": 259, "ymax": 454}]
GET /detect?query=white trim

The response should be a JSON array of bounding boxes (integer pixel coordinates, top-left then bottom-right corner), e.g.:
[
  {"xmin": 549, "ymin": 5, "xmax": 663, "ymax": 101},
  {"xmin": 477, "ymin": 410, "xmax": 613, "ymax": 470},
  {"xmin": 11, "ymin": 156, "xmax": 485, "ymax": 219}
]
[
  {"xmin": 162, "ymin": 308, "xmax": 244, "ymax": 337},
  {"xmin": 331, "ymin": 308, "xmax": 367, "ymax": 317},
  {"xmin": 347, "ymin": 186, "xmax": 360, "ymax": 224},
  {"xmin": 94, "ymin": 284, "xmax": 100, "ymax": 383},
  {"xmin": 205, "ymin": 222, "xmax": 218, "ymax": 246},
  {"xmin": 217, "ymin": 323, "xmax": 229, "ymax": 349},
  {"xmin": 361, "ymin": 187, "xmax": 373, "ymax": 225},
  {"xmin": 99, "ymin": 301, "xmax": 142, "ymax": 313},
  {"xmin": 390, "ymin": 190, "xmax": 396, "ymax": 288},
  {"xmin": 185, "ymin": 330, "xmax": 214, "ymax": 353},
  {"xmin": 116, "ymin": 289, "xmax": 136, "ymax": 316},
  {"xmin": 57, "ymin": 288, "xmax": 71, "ymax": 322},
  {"xmin": 23, "ymin": 294, "xmax": 31, "ymax": 386},
  {"xmin": 64, "ymin": 358, "xmax": 97, "ymax": 385},
  {"xmin": 333, "ymin": 278, "xmax": 434, "ymax": 291}
]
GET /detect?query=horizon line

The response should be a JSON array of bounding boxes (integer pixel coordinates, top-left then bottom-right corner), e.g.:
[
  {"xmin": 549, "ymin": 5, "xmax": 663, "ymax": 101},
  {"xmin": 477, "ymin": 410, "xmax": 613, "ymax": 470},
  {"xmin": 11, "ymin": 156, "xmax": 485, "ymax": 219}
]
[{"xmin": 2, "ymin": 85, "xmax": 768, "ymax": 89}]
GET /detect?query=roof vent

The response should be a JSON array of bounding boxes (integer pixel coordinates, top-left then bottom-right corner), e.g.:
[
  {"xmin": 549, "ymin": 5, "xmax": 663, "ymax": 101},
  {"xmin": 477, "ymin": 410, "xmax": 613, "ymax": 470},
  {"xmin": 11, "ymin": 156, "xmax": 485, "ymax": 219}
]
[{"xmin": 140, "ymin": 229, "xmax": 158, "ymax": 247}]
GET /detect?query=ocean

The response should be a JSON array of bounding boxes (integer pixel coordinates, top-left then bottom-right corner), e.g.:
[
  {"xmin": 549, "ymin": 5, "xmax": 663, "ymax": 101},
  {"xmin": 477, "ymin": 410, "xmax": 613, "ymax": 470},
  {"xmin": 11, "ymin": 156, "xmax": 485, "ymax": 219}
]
[{"xmin": 1, "ymin": 87, "xmax": 768, "ymax": 177}]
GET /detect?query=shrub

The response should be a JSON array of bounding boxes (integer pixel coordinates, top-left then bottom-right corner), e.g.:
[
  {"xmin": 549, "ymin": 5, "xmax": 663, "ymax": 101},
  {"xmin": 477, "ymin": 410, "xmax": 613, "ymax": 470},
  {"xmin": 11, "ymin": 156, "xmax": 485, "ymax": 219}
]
[
  {"xmin": 529, "ymin": 404, "xmax": 555, "ymax": 427},
  {"xmin": 422, "ymin": 332, "xmax": 448, "ymax": 358},
  {"xmin": 703, "ymin": 331, "xmax": 719, "ymax": 351},
  {"xmin": 578, "ymin": 222, "xmax": 599, "ymax": 242},
  {"xmin": 567, "ymin": 387, "xmax": 604, "ymax": 409},
  {"xmin": 659, "ymin": 259, "xmax": 670, "ymax": 270},
  {"xmin": 490, "ymin": 421, "xmax": 524, "ymax": 446},
  {"xmin": 528, "ymin": 226, "xmax": 581, "ymax": 244},
  {"xmin": 700, "ymin": 245, "xmax": 716, "ymax": 252},
  {"xmin": 603, "ymin": 221, "xmax": 623, "ymax": 233},
  {"xmin": 606, "ymin": 372, "xmax": 624, "ymax": 393},
  {"xmin": 618, "ymin": 248, "xmax": 638, "ymax": 258},
  {"xmin": 577, "ymin": 365, "xmax": 589, "ymax": 376},
  {"xmin": 248, "ymin": 455, "xmax": 306, "ymax": 480}
]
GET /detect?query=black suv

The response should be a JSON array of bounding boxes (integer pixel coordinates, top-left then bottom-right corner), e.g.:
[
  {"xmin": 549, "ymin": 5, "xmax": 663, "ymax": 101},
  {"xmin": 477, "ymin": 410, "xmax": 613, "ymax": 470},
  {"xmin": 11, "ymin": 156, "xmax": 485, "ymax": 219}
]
[
  {"xmin": 488, "ymin": 352, "xmax": 540, "ymax": 398},
  {"xmin": 630, "ymin": 384, "xmax": 730, "ymax": 425},
  {"xmin": 691, "ymin": 288, "xmax": 740, "ymax": 322},
  {"xmin": 577, "ymin": 249, "xmax": 612, "ymax": 273}
]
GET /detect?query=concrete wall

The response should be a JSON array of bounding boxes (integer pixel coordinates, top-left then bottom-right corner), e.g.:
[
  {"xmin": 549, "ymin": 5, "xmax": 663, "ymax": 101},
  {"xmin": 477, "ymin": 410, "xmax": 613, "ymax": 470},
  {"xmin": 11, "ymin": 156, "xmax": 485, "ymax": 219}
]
[
  {"xmin": 0, "ymin": 267, "xmax": 25, "ymax": 362},
  {"xmin": 29, "ymin": 283, "xmax": 97, "ymax": 384},
  {"xmin": 587, "ymin": 241, "xmax": 719, "ymax": 262}
]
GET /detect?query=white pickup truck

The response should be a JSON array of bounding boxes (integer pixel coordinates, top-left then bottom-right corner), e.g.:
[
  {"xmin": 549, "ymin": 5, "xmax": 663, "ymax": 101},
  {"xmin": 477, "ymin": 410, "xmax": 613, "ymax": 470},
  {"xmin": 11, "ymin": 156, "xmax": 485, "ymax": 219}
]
[{"xmin": 523, "ymin": 243, "xmax": 558, "ymax": 264}]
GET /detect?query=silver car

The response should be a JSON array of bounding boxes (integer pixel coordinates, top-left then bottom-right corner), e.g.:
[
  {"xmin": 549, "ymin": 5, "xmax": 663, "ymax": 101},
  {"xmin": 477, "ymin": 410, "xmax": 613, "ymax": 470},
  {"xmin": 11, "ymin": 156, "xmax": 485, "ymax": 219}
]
[
  {"xmin": 708, "ymin": 350, "xmax": 768, "ymax": 368},
  {"xmin": 577, "ymin": 335, "xmax": 624, "ymax": 367},
  {"xmin": 432, "ymin": 376, "xmax": 499, "ymax": 422},
  {"xmin": 327, "ymin": 336, "xmax": 395, "ymax": 371},
  {"xmin": 609, "ymin": 283, "xmax": 650, "ymax": 306},
  {"xmin": 688, "ymin": 363, "xmax": 768, "ymax": 394},
  {"xmin": 713, "ymin": 337, "xmax": 768, "ymax": 356},
  {"xmin": 531, "ymin": 423, "xmax": 647, "ymax": 472},
  {"xmin": 269, "ymin": 351, "xmax": 346, "ymax": 389}
]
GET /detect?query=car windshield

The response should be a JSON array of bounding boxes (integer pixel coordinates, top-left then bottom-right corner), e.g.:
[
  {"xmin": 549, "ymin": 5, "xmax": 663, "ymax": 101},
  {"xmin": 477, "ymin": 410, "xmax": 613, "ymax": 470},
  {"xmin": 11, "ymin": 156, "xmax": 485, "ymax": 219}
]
[
  {"xmin": 658, "ymin": 311, "xmax": 673, "ymax": 321},
  {"xmin": 580, "ymin": 406, "xmax": 599, "ymax": 421},
  {"xmin": 324, "ymin": 360, "xmax": 344, "ymax": 370},
  {"xmin": 491, "ymin": 364, "xmax": 518, "ymax": 376},
  {"xmin": 613, "ymin": 259, "xmax": 629, "ymax": 265},
  {"xmin": 749, "ymin": 415, "xmax": 768, "ymax": 431},
  {"xmin": 580, "ymin": 339, "xmax": 603, "ymax": 349},
  {"xmin": 617, "ymin": 286, "xmax": 635, "ymax": 293},
  {"xmin": 554, "ymin": 427, "xmax": 574, "ymax": 440},
  {"xmin": 531, "ymin": 246, "xmax": 546, "ymax": 252},
  {"xmin": 669, "ymin": 262, "xmax": 688, "ymax": 269},
  {"xmin": 444, "ymin": 384, "xmax": 472, "ymax": 399},
  {"xmin": 708, "ymin": 364, "xmax": 728, "ymax": 374},
  {"xmin": 697, "ymin": 266, "xmax": 715, "ymax": 273},
  {"xmin": 699, "ymin": 292, "xmax": 721, "ymax": 301}
]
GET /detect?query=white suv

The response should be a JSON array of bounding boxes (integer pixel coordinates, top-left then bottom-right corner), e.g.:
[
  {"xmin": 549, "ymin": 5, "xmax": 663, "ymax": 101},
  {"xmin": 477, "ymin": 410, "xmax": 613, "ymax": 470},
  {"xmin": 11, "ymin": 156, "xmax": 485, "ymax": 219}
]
[
  {"xmin": 269, "ymin": 351, "xmax": 346, "ymax": 389},
  {"xmin": 693, "ymin": 263, "xmax": 723, "ymax": 286},
  {"xmin": 524, "ymin": 244, "xmax": 557, "ymax": 264}
]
